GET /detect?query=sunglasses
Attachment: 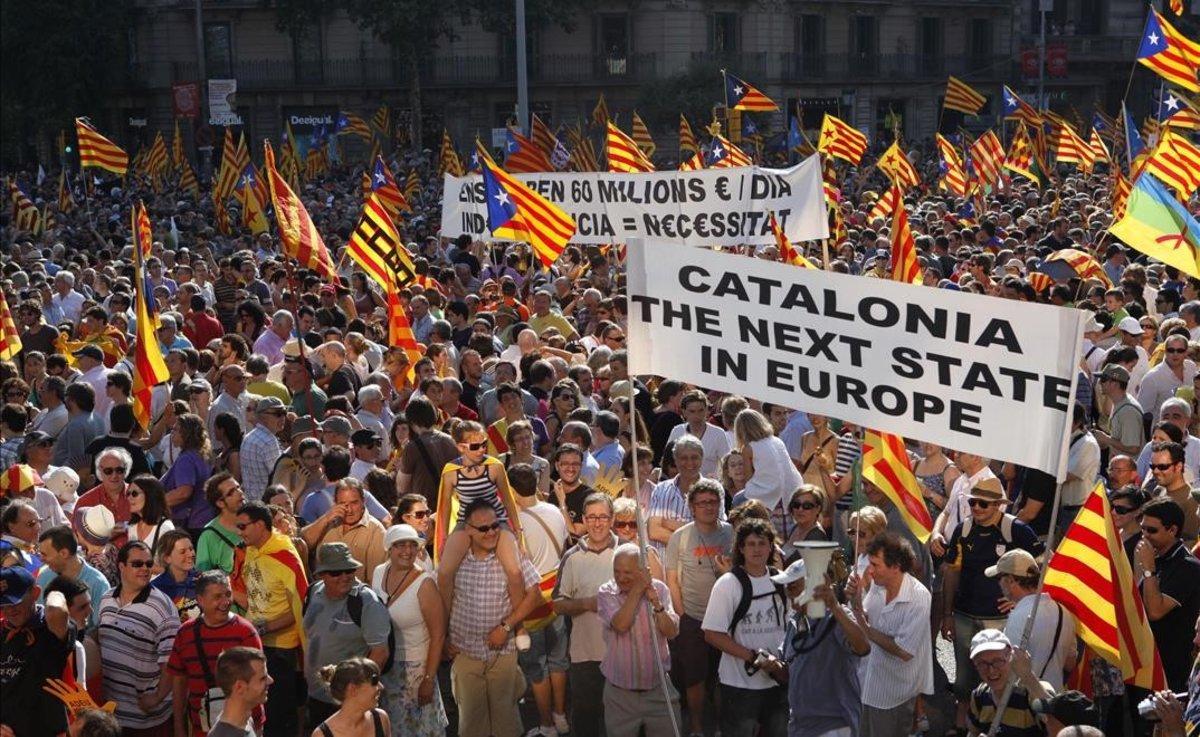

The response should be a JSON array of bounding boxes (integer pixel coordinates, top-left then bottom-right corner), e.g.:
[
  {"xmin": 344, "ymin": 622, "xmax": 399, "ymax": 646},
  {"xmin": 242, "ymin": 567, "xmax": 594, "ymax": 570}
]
[
  {"xmin": 125, "ymin": 560, "xmax": 153, "ymax": 569},
  {"xmin": 127, "ymin": 489, "xmax": 142, "ymax": 498},
  {"xmin": 1141, "ymin": 526, "xmax": 1162, "ymax": 535},
  {"xmin": 470, "ymin": 522, "xmax": 502, "ymax": 533},
  {"xmin": 790, "ymin": 501, "xmax": 820, "ymax": 511},
  {"xmin": 1111, "ymin": 505, "xmax": 1137, "ymax": 515},
  {"xmin": 613, "ymin": 520, "xmax": 637, "ymax": 530},
  {"xmin": 464, "ymin": 441, "xmax": 487, "ymax": 451},
  {"xmin": 405, "ymin": 510, "xmax": 430, "ymax": 519},
  {"xmin": 1166, "ymin": 348, "xmax": 1188, "ymax": 354},
  {"xmin": 323, "ymin": 569, "xmax": 356, "ymax": 577},
  {"xmin": 236, "ymin": 521, "xmax": 258, "ymax": 530},
  {"xmin": 1149, "ymin": 462, "xmax": 1178, "ymax": 471},
  {"xmin": 100, "ymin": 466, "xmax": 126, "ymax": 476},
  {"xmin": 968, "ymin": 498, "xmax": 996, "ymax": 508}
]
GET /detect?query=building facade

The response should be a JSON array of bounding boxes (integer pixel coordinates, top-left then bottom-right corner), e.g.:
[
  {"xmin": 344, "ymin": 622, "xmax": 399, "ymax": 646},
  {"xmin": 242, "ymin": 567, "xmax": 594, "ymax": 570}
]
[{"xmin": 105, "ymin": 0, "xmax": 1160, "ymax": 164}]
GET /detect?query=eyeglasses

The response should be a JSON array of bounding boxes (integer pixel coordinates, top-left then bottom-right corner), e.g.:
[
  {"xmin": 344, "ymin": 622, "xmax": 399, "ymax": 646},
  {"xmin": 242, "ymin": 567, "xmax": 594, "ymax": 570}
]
[
  {"xmin": 125, "ymin": 560, "xmax": 153, "ymax": 569},
  {"xmin": 470, "ymin": 522, "xmax": 502, "ymax": 533},
  {"xmin": 613, "ymin": 520, "xmax": 637, "ymax": 530},
  {"xmin": 100, "ymin": 466, "xmax": 126, "ymax": 476},
  {"xmin": 465, "ymin": 441, "xmax": 487, "ymax": 451},
  {"xmin": 405, "ymin": 510, "xmax": 430, "ymax": 520},
  {"xmin": 974, "ymin": 658, "xmax": 1008, "ymax": 672},
  {"xmin": 584, "ymin": 514, "xmax": 612, "ymax": 522},
  {"xmin": 1149, "ymin": 463, "xmax": 1178, "ymax": 471},
  {"xmin": 968, "ymin": 498, "xmax": 996, "ymax": 508},
  {"xmin": 790, "ymin": 501, "xmax": 820, "ymax": 511},
  {"xmin": 1111, "ymin": 505, "xmax": 1137, "ymax": 515}
]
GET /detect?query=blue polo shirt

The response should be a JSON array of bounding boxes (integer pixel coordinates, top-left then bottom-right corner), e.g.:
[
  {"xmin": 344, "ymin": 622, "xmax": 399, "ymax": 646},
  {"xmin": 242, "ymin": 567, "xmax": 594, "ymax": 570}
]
[{"xmin": 36, "ymin": 556, "xmax": 112, "ymax": 630}]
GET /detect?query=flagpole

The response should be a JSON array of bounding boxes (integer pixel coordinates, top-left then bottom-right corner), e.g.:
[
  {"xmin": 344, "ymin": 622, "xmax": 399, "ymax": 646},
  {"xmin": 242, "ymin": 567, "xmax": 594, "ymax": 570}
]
[
  {"xmin": 622, "ymin": 240, "xmax": 683, "ymax": 737},
  {"xmin": 984, "ymin": 326, "xmax": 1085, "ymax": 737}
]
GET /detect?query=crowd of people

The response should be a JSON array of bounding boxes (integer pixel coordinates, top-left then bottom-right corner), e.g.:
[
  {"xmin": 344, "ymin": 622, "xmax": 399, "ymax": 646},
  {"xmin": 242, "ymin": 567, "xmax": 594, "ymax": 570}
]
[{"xmin": 0, "ymin": 137, "xmax": 1198, "ymax": 737}]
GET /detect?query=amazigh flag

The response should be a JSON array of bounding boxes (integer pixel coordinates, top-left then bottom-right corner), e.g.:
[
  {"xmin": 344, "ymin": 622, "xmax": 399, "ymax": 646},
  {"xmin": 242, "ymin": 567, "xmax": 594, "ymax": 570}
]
[{"xmin": 1110, "ymin": 173, "xmax": 1200, "ymax": 279}]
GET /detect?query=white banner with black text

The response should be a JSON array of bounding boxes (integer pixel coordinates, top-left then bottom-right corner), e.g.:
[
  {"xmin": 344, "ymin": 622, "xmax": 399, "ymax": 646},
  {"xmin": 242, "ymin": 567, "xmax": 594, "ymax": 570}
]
[
  {"xmin": 440, "ymin": 156, "xmax": 829, "ymax": 246},
  {"xmin": 625, "ymin": 240, "xmax": 1085, "ymax": 478}
]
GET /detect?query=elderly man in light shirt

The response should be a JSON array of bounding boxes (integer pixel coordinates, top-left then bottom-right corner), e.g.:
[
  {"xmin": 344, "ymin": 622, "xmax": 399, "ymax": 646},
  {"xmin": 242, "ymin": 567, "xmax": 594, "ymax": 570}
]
[
  {"xmin": 253, "ymin": 310, "xmax": 294, "ymax": 366},
  {"xmin": 1135, "ymin": 397, "xmax": 1200, "ymax": 483},
  {"xmin": 355, "ymin": 384, "xmax": 391, "ymax": 456},
  {"xmin": 1137, "ymin": 333, "xmax": 1197, "ymax": 422},
  {"xmin": 46, "ymin": 271, "xmax": 86, "ymax": 324}
]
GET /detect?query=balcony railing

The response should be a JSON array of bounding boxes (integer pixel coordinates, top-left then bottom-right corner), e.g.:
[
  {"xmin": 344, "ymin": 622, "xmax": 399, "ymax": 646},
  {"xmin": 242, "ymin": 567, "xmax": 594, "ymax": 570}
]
[
  {"xmin": 779, "ymin": 53, "xmax": 1012, "ymax": 81},
  {"xmin": 1019, "ymin": 35, "xmax": 1139, "ymax": 59},
  {"xmin": 690, "ymin": 51, "xmax": 770, "ymax": 80},
  {"xmin": 125, "ymin": 53, "xmax": 657, "ymax": 91}
]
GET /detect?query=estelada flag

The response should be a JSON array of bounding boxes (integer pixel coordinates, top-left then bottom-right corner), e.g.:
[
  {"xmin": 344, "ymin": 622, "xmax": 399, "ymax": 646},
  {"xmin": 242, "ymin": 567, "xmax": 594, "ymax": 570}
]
[
  {"xmin": 477, "ymin": 142, "xmax": 576, "ymax": 268},
  {"xmin": 877, "ymin": 140, "xmax": 920, "ymax": 189},
  {"xmin": 861, "ymin": 430, "xmax": 932, "ymax": 542},
  {"xmin": 131, "ymin": 201, "xmax": 169, "ymax": 429},
  {"xmin": 725, "ymin": 70, "xmax": 778, "ymax": 111},
  {"xmin": 0, "ymin": 291, "xmax": 22, "ymax": 362},
  {"xmin": 818, "ymin": 114, "xmax": 868, "ymax": 165}
]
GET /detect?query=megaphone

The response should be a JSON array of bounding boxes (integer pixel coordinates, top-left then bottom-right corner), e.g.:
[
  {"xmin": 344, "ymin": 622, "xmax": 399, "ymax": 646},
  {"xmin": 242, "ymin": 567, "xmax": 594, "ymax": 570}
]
[{"xmin": 794, "ymin": 541, "xmax": 841, "ymax": 618}]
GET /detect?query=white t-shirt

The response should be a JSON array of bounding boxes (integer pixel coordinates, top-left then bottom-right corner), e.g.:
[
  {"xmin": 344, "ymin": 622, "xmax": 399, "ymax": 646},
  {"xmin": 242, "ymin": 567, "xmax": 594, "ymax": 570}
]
[
  {"xmin": 1003, "ymin": 593, "xmax": 1077, "ymax": 692},
  {"xmin": 701, "ymin": 570, "xmax": 787, "ymax": 690},
  {"xmin": 668, "ymin": 422, "xmax": 733, "ymax": 478},
  {"xmin": 519, "ymin": 502, "xmax": 570, "ymax": 575}
]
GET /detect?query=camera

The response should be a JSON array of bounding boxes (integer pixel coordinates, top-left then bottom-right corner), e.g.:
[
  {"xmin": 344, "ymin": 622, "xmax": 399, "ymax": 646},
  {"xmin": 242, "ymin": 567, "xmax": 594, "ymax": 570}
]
[{"xmin": 1136, "ymin": 692, "xmax": 1186, "ymax": 721}]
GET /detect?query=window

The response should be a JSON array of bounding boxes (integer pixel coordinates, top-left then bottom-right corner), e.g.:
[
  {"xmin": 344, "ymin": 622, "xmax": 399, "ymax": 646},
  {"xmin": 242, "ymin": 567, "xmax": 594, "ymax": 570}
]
[
  {"xmin": 293, "ymin": 24, "xmax": 322, "ymax": 84},
  {"xmin": 204, "ymin": 23, "xmax": 232, "ymax": 79},
  {"xmin": 796, "ymin": 15, "xmax": 825, "ymax": 75},
  {"xmin": 711, "ymin": 12, "xmax": 738, "ymax": 53},
  {"xmin": 598, "ymin": 14, "xmax": 629, "ymax": 75},
  {"xmin": 969, "ymin": 19, "xmax": 992, "ymax": 71},
  {"xmin": 851, "ymin": 16, "xmax": 878, "ymax": 74},
  {"xmin": 919, "ymin": 17, "xmax": 943, "ymax": 74}
]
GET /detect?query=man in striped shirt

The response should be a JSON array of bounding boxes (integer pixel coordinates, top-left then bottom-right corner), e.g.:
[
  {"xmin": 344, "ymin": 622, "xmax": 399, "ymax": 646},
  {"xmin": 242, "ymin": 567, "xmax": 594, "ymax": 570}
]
[
  {"xmin": 96, "ymin": 540, "xmax": 181, "ymax": 734},
  {"xmin": 596, "ymin": 543, "xmax": 681, "ymax": 737}
]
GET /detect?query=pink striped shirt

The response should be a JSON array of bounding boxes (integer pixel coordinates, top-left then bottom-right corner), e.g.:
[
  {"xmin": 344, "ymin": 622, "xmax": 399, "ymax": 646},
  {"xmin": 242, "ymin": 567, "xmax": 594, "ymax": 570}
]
[{"xmin": 596, "ymin": 578, "xmax": 677, "ymax": 690}]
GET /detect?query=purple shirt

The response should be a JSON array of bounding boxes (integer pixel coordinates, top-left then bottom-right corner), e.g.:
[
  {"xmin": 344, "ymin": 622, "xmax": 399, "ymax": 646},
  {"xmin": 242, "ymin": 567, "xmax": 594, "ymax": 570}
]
[
  {"xmin": 163, "ymin": 449, "xmax": 214, "ymax": 530},
  {"xmin": 596, "ymin": 578, "xmax": 676, "ymax": 690}
]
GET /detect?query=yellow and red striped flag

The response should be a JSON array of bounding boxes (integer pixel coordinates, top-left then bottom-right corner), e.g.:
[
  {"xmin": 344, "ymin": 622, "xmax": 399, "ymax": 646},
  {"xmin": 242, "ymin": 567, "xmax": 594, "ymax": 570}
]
[
  {"xmin": 388, "ymin": 292, "xmax": 423, "ymax": 383},
  {"xmin": 678, "ymin": 152, "xmax": 704, "ymax": 171},
  {"xmin": 1004, "ymin": 123, "xmax": 1040, "ymax": 185},
  {"xmin": 179, "ymin": 159, "xmax": 200, "ymax": 200},
  {"xmin": 57, "ymin": 170, "xmax": 75, "ymax": 213},
  {"xmin": 877, "ymin": 140, "xmax": 920, "ymax": 189},
  {"xmin": 969, "ymin": 130, "xmax": 1006, "ymax": 187},
  {"xmin": 725, "ymin": 71, "xmax": 778, "ymax": 112},
  {"xmin": 135, "ymin": 196, "xmax": 153, "ymax": 260},
  {"xmin": 1044, "ymin": 248, "xmax": 1113, "ymax": 287},
  {"xmin": 591, "ymin": 94, "xmax": 609, "ymax": 128},
  {"xmin": 263, "ymin": 141, "xmax": 339, "ymax": 282},
  {"xmin": 888, "ymin": 187, "xmax": 923, "ymax": 285},
  {"xmin": 172, "ymin": 119, "xmax": 185, "ymax": 174},
  {"xmin": 477, "ymin": 142, "xmax": 576, "ymax": 269},
  {"xmin": 1112, "ymin": 170, "xmax": 1132, "ymax": 220},
  {"xmin": 1043, "ymin": 482, "xmax": 1166, "ymax": 690},
  {"xmin": 679, "ymin": 115, "xmax": 699, "ymax": 157},
  {"xmin": 349, "ymin": 192, "xmax": 416, "ymax": 292},
  {"xmin": 145, "ymin": 131, "xmax": 169, "ymax": 179},
  {"xmin": 935, "ymin": 134, "xmax": 968, "ymax": 197},
  {"xmin": 8, "ymin": 178, "xmax": 41, "ymax": 234},
  {"xmin": 336, "ymin": 111, "xmax": 374, "ymax": 141},
  {"xmin": 366, "ymin": 156, "xmax": 409, "ymax": 219},
  {"xmin": 1141, "ymin": 127, "xmax": 1200, "ymax": 198},
  {"xmin": 530, "ymin": 114, "xmax": 557, "ymax": 157},
  {"xmin": 866, "ymin": 185, "xmax": 902, "ymax": 223},
  {"xmin": 631, "ymin": 112, "xmax": 656, "ymax": 156},
  {"xmin": 0, "ymin": 290, "xmax": 22, "ymax": 361},
  {"xmin": 439, "ymin": 129, "xmax": 464, "ymax": 177},
  {"xmin": 504, "ymin": 127, "xmax": 553, "ymax": 173},
  {"xmin": 234, "ymin": 165, "xmax": 270, "ymax": 235},
  {"xmin": 943, "ymin": 76, "xmax": 987, "ymax": 115},
  {"xmin": 1053, "ymin": 122, "xmax": 1096, "ymax": 171},
  {"xmin": 75, "ymin": 118, "xmax": 128, "ymax": 175},
  {"xmin": 131, "ymin": 201, "xmax": 169, "ymax": 429},
  {"xmin": 770, "ymin": 211, "xmax": 816, "ymax": 269},
  {"xmin": 707, "ymin": 134, "xmax": 753, "ymax": 168},
  {"xmin": 1088, "ymin": 128, "xmax": 1111, "ymax": 164},
  {"xmin": 213, "ymin": 127, "xmax": 240, "ymax": 203},
  {"xmin": 861, "ymin": 430, "xmax": 933, "ymax": 542},
  {"xmin": 404, "ymin": 169, "xmax": 420, "ymax": 201},
  {"xmin": 818, "ymin": 114, "xmax": 868, "ymax": 165},
  {"xmin": 280, "ymin": 123, "xmax": 302, "ymax": 187},
  {"xmin": 1136, "ymin": 9, "xmax": 1200, "ymax": 94},
  {"xmin": 822, "ymin": 155, "xmax": 841, "ymax": 204},
  {"xmin": 370, "ymin": 105, "xmax": 390, "ymax": 136},
  {"xmin": 606, "ymin": 120, "xmax": 655, "ymax": 173}
]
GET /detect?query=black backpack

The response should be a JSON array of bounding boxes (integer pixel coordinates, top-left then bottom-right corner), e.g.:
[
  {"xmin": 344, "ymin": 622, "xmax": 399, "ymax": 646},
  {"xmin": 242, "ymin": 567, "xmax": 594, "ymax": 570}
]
[
  {"xmin": 728, "ymin": 565, "xmax": 786, "ymax": 636},
  {"xmin": 304, "ymin": 583, "xmax": 396, "ymax": 675}
]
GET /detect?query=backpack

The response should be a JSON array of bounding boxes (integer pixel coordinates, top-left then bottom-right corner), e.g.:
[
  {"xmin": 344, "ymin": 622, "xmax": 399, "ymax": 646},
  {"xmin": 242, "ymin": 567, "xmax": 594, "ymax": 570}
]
[
  {"xmin": 958, "ymin": 513, "xmax": 1015, "ymax": 544},
  {"xmin": 728, "ymin": 565, "xmax": 786, "ymax": 636},
  {"xmin": 304, "ymin": 584, "xmax": 397, "ymax": 674}
]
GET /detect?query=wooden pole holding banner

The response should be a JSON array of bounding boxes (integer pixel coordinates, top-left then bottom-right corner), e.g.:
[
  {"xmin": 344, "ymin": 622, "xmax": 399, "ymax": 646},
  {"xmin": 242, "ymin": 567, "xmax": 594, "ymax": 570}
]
[
  {"xmin": 984, "ymin": 320, "xmax": 1085, "ymax": 737},
  {"xmin": 624, "ymin": 237, "xmax": 683, "ymax": 737}
]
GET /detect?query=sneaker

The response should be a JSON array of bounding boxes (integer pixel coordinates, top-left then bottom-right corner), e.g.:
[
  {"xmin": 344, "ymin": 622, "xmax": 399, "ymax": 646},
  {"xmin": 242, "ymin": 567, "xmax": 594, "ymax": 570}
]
[
  {"xmin": 553, "ymin": 713, "xmax": 570, "ymax": 734},
  {"xmin": 515, "ymin": 631, "xmax": 532, "ymax": 651}
]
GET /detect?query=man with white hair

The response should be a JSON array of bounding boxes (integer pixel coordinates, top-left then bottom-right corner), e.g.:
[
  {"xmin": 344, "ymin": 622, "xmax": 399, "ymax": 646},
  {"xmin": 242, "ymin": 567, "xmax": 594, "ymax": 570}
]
[
  {"xmin": 409, "ymin": 294, "xmax": 434, "ymax": 345},
  {"xmin": 46, "ymin": 271, "xmax": 85, "ymax": 324},
  {"xmin": 155, "ymin": 314, "xmax": 193, "ymax": 352},
  {"xmin": 355, "ymin": 384, "xmax": 390, "ymax": 456},
  {"xmin": 1135, "ymin": 397, "xmax": 1200, "ymax": 481},
  {"xmin": 253, "ymin": 310, "xmax": 294, "ymax": 365}
]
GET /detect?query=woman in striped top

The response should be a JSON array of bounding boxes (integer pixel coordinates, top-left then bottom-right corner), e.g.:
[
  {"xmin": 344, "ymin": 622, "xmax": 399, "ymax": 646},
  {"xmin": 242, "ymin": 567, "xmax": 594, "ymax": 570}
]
[{"xmin": 434, "ymin": 421, "xmax": 529, "ymax": 645}]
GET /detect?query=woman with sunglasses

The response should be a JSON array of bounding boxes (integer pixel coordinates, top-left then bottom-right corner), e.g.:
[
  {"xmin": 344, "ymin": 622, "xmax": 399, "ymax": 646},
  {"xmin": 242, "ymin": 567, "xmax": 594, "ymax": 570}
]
[
  {"xmin": 433, "ymin": 421, "xmax": 528, "ymax": 646},
  {"xmin": 544, "ymin": 379, "xmax": 582, "ymax": 444},
  {"xmin": 612, "ymin": 497, "xmax": 665, "ymax": 580},
  {"xmin": 371, "ymin": 524, "xmax": 447, "ymax": 737},
  {"xmin": 779, "ymin": 485, "xmax": 830, "ymax": 562},
  {"xmin": 847, "ymin": 506, "xmax": 888, "ymax": 577},
  {"xmin": 312, "ymin": 657, "xmax": 391, "ymax": 737},
  {"xmin": 1109, "ymin": 485, "xmax": 1150, "ymax": 561},
  {"xmin": 125, "ymin": 474, "xmax": 175, "ymax": 552},
  {"xmin": 395, "ymin": 494, "xmax": 434, "ymax": 570}
]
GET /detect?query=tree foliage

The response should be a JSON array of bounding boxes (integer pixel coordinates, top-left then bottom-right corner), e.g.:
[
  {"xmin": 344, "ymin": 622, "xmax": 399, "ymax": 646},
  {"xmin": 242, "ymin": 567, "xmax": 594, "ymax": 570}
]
[
  {"xmin": 636, "ymin": 62, "xmax": 725, "ymax": 133},
  {"xmin": 1, "ymin": 0, "xmax": 136, "ymax": 163}
]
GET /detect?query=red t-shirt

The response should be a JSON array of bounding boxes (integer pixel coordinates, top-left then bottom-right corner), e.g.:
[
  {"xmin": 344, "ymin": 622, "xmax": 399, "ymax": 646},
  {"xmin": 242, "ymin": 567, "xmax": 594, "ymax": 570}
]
[
  {"xmin": 166, "ymin": 614, "xmax": 264, "ymax": 736},
  {"xmin": 183, "ymin": 311, "xmax": 225, "ymax": 350}
]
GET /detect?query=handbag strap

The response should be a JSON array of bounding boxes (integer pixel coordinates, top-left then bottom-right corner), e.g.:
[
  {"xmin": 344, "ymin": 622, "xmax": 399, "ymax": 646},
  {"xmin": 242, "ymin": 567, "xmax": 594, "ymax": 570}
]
[
  {"xmin": 524, "ymin": 507, "xmax": 564, "ymax": 558},
  {"xmin": 411, "ymin": 433, "xmax": 440, "ymax": 480},
  {"xmin": 1039, "ymin": 602, "xmax": 1065, "ymax": 680},
  {"xmin": 799, "ymin": 433, "xmax": 837, "ymax": 475},
  {"xmin": 193, "ymin": 619, "xmax": 216, "ymax": 689}
]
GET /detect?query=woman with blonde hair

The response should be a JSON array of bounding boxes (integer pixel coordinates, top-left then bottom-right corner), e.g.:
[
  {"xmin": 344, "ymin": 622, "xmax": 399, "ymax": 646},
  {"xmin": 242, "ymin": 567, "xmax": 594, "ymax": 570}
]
[
  {"xmin": 847, "ymin": 505, "xmax": 888, "ymax": 576},
  {"xmin": 779, "ymin": 484, "xmax": 830, "ymax": 561},
  {"xmin": 344, "ymin": 332, "xmax": 374, "ymax": 381},
  {"xmin": 312, "ymin": 657, "xmax": 391, "ymax": 737},
  {"xmin": 733, "ymin": 408, "xmax": 802, "ymax": 537},
  {"xmin": 719, "ymin": 449, "xmax": 749, "ymax": 507},
  {"xmin": 162, "ymin": 412, "xmax": 214, "ymax": 539}
]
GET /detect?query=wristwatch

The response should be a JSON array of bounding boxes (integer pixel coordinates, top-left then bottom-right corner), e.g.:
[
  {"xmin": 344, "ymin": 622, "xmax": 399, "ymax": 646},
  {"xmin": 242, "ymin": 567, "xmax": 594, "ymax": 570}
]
[
  {"xmin": 1141, "ymin": 569, "xmax": 1156, "ymax": 581},
  {"xmin": 500, "ymin": 621, "xmax": 513, "ymax": 634}
]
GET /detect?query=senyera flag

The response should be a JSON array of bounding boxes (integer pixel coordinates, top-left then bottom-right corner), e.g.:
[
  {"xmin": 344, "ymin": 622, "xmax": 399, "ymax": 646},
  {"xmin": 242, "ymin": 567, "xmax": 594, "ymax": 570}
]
[
  {"xmin": 861, "ymin": 430, "xmax": 933, "ymax": 542},
  {"xmin": 75, "ymin": 118, "xmax": 129, "ymax": 175}
]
